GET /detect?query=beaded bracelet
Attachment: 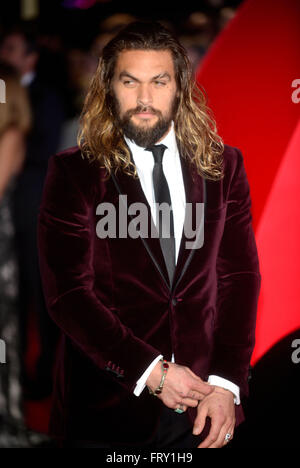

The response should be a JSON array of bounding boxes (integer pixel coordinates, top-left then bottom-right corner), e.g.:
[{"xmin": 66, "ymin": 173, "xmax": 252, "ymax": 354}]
[{"xmin": 148, "ymin": 358, "xmax": 169, "ymax": 397}]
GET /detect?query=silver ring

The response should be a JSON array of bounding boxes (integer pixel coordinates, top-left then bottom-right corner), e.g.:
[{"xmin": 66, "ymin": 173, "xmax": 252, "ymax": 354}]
[
  {"xmin": 174, "ymin": 404, "xmax": 185, "ymax": 414},
  {"xmin": 224, "ymin": 433, "xmax": 232, "ymax": 442}
]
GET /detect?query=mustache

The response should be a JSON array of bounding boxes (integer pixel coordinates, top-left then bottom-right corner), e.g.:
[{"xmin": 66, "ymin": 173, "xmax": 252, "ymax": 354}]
[{"xmin": 125, "ymin": 106, "xmax": 163, "ymax": 118}]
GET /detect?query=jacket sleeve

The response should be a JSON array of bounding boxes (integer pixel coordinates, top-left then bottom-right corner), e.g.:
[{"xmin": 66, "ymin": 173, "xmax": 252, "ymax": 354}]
[
  {"xmin": 209, "ymin": 148, "xmax": 261, "ymax": 399},
  {"xmin": 37, "ymin": 153, "xmax": 161, "ymax": 393}
]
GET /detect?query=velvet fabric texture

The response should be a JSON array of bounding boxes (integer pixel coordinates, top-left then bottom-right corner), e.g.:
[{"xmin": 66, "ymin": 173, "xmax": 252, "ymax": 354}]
[{"xmin": 37, "ymin": 144, "xmax": 261, "ymax": 445}]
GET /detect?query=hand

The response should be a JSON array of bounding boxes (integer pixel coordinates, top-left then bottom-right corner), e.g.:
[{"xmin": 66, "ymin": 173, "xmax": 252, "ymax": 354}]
[
  {"xmin": 193, "ymin": 386, "xmax": 236, "ymax": 448},
  {"xmin": 146, "ymin": 362, "xmax": 213, "ymax": 410}
]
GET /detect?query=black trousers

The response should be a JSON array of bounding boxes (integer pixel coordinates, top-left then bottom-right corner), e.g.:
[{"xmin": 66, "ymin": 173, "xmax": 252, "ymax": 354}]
[{"xmin": 60, "ymin": 405, "xmax": 204, "ymax": 449}]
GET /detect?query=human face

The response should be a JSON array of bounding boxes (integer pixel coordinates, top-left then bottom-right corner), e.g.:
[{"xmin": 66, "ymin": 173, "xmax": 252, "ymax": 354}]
[
  {"xmin": 111, "ymin": 49, "xmax": 178, "ymax": 147},
  {"xmin": 0, "ymin": 34, "xmax": 28, "ymax": 73},
  {"xmin": 0, "ymin": 33, "xmax": 37, "ymax": 76}
]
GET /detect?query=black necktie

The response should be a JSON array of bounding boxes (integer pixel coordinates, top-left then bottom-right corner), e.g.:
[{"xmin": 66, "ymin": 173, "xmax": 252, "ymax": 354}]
[{"xmin": 145, "ymin": 144, "xmax": 176, "ymax": 287}]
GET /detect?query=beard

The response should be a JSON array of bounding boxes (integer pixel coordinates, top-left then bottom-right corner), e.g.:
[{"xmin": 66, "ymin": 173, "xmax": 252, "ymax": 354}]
[{"xmin": 111, "ymin": 94, "xmax": 178, "ymax": 148}]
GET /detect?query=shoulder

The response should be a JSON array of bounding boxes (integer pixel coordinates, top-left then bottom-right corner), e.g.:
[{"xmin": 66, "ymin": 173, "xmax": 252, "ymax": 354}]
[
  {"xmin": 52, "ymin": 145, "xmax": 83, "ymax": 164},
  {"xmin": 47, "ymin": 146, "xmax": 107, "ymax": 201},
  {"xmin": 0, "ymin": 126, "xmax": 24, "ymax": 142},
  {"xmin": 220, "ymin": 143, "xmax": 246, "ymax": 186},
  {"xmin": 0, "ymin": 127, "xmax": 24, "ymax": 154},
  {"xmin": 222, "ymin": 144, "xmax": 244, "ymax": 171},
  {"xmin": 203, "ymin": 143, "xmax": 248, "ymax": 203},
  {"xmin": 51, "ymin": 145, "xmax": 99, "ymax": 175},
  {"xmin": 220, "ymin": 144, "xmax": 251, "ymax": 202}
]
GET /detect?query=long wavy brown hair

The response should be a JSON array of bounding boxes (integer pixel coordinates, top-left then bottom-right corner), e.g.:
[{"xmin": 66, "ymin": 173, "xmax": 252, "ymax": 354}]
[{"xmin": 78, "ymin": 21, "xmax": 224, "ymax": 181}]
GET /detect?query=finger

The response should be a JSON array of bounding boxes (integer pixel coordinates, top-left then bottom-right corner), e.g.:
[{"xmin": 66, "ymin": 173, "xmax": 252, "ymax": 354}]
[
  {"xmin": 176, "ymin": 397, "xmax": 199, "ymax": 408},
  {"xmin": 176, "ymin": 390, "xmax": 203, "ymax": 406},
  {"xmin": 193, "ymin": 404, "xmax": 208, "ymax": 436},
  {"xmin": 210, "ymin": 421, "xmax": 231, "ymax": 448},
  {"xmin": 197, "ymin": 413, "xmax": 225, "ymax": 448},
  {"xmin": 193, "ymin": 380, "xmax": 213, "ymax": 397},
  {"xmin": 183, "ymin": 368, "xmax": 214, "ymax": 396},
  {"xmin": 158, "ymin": 389, "xmax": 193, "ymax": 410},
  {"xmin": 173, "ymin": 403, "xmax": 188, "ymax": 413},
  {"xmin": 185, "ymin": 390, "xmax": 207, "ymax": 401},
  {"xmin": 222, "ymin": 424, "xmax": 235, "ymax": 447}
]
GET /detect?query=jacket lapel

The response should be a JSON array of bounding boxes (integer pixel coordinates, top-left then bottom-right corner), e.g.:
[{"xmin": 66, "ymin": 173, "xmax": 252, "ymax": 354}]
[
  {"xmin": 111, "ymin": 149, "xmax": 206, "ymax": 293},
  {"xmin": 171, "ymin": 153, "xmax": 206, "ymax": 292},
  {"xmin": 111, "ymin": 153, "xmax": 171, "ymax": 290}
]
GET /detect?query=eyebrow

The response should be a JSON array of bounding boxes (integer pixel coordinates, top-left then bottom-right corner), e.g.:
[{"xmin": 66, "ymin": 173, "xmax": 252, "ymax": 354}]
[{"xmin": 119, "ymin": 71, "xmax": 171, "ymax": 82}]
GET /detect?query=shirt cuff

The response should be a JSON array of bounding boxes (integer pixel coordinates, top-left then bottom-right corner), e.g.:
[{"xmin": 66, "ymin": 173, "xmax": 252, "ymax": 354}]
[
  {"xmin": 208, "ymin": 375, "xmax": 240, "ymax": 405},
  {"xmin": 133, "ymin": 354, "xmax": 163, "ymax": 396}
]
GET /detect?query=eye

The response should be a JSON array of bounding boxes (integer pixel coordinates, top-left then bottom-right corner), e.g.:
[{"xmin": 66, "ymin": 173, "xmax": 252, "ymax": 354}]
[
  {"xmin": 154, "ymin": 81, "xmax": 166, "ymax": 87},
  {"xmin": 123, "ymin": 80, "xmax": 136, "ymax": 87}
]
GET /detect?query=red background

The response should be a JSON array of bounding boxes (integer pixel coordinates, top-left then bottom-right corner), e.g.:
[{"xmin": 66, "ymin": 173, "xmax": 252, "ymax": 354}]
[{"xmin": 196, "ymin": 0, "xmax": 300, "ymax": 365}]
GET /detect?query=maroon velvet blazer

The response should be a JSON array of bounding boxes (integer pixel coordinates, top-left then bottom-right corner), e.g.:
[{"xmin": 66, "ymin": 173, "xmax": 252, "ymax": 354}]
[{"xmin": 37, "ymin": 143, "xmax": 261, "ymax": 445}]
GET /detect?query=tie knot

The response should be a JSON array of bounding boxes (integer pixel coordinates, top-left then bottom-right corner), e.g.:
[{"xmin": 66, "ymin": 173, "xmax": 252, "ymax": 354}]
[{"xmin": 145, "ymin": 144, "xmax": 167, "ymax": 164}]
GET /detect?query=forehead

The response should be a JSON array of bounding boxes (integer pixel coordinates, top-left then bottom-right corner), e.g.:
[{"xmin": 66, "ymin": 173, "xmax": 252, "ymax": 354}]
[{"xmin": 114, "ymin": 49, "xmax": 175, "ymax": 79}]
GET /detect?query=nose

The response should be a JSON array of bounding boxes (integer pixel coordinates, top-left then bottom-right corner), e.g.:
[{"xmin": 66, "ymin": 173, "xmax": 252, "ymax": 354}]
[{"xmin": 137, "ymin": 83, "xmax": 153, "ymax": 108}]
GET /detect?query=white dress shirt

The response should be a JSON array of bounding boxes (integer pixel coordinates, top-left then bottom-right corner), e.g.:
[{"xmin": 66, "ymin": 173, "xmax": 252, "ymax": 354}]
[{"xmin": 124, "ymin": 122, "xmax": 240, "ymax": 405}]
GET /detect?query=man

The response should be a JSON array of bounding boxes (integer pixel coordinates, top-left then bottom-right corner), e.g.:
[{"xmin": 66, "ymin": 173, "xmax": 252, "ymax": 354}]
[
  {"xmin": 37, "ymin": 21, "xmax": 261, "ymax": 448},
  {"xmin": 0, "ymin": 28, "xmax": 65, "ymax": 398}
]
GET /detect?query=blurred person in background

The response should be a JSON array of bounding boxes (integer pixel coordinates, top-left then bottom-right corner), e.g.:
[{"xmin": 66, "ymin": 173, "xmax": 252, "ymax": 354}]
[
  {"xmin": 0, "ymin": 62, "xmax": 31, "ymax": 447},
  {"xmin": 90, "ymin": 14, "xmax": 138, "ymax": 64},
  {"xmin": 58, "ymin": 13, "xmax": 138, "ymax": 152},
  {"xmin": 178, "ymin": 11, "xmax": 216, "ymax": 74},
  {"xmin": 57, "ymin": 47, "xmax": 95, "ymax": 151},
  {"xmin": 0, "ymin": 26, "xmax": 65, "ymax": 400},
  {"xmin": 217, "ymin": 7, "xmax": 237, "ymax": 31}
]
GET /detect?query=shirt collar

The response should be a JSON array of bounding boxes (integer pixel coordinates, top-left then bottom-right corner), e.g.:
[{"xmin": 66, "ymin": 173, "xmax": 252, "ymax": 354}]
[{"xmin": 20, "ymin": 71, "xmax": 36, "ymax": 87}]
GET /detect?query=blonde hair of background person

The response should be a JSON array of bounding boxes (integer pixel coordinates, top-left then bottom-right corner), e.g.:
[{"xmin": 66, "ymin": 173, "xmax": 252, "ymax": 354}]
[{"xmin": 0, "ymin": 62, "xmax": 31, "ymax": 200}]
